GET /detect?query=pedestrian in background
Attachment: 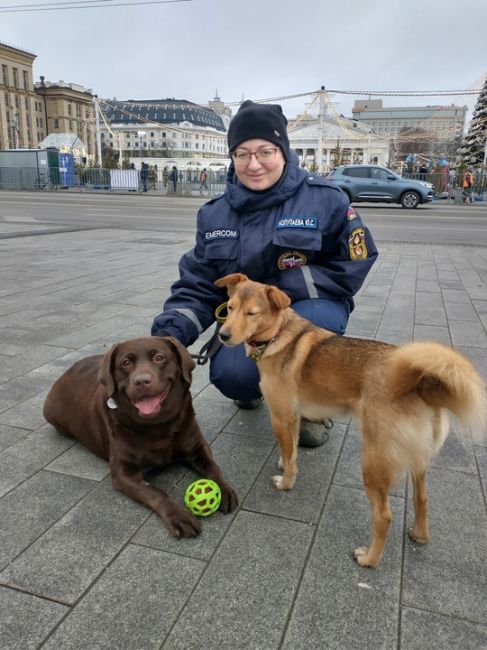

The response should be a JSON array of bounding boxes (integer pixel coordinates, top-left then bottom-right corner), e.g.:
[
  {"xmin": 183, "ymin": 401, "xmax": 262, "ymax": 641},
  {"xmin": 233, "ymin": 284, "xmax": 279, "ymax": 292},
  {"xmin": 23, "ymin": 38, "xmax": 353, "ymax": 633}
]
[
  {"xmin": 418, "ymin": 163, "xmax": 428, "ymax": 180},
  {"xmin": 140, "ymin": 162, "xmax": 149, "ymax": 192},
  {"xmin": 462, "ymin": 168, "xmax": 475, "ymax": 203},
  {"xmin": 169, "ymin": 165, "xmax": 178, "ymax": 193},
  {"xmin": 148, "ymin": 165, "xmax": 157, "ymax": 190},
  {"xmin": 151, "ymin": 100, "xmax": 378, "ymax": 447},
  {"xmin": 199, "ymin": 168, "xmax": 208, "ymax": 195}
]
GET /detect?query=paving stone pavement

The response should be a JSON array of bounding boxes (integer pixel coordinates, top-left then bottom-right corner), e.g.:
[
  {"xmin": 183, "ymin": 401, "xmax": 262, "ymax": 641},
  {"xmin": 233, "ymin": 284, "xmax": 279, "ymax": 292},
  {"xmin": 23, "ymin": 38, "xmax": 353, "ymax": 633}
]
[{"xmin": 0, "ymin": 224, "xmax": 486, "ymax": 649}]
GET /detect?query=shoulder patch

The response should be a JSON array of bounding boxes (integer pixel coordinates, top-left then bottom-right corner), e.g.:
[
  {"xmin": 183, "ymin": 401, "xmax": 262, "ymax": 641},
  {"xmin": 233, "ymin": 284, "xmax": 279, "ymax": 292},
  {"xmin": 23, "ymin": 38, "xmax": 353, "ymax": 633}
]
[{"xmin": 348, "ymin": 228, "xmax": 368, "ymax": 261}]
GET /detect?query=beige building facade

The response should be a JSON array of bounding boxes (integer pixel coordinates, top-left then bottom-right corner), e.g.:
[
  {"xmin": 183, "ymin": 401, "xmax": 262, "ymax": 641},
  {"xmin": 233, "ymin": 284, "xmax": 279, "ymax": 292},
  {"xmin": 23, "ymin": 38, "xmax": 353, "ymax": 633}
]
[
  {"xmin": 34, "ymin": 78, "xmax": 96, "ymax": 160},
  {"xmin": 0, "ymin": 41, "xmax": 41, "ymax": 150},
  {"xmin": 0, "ymin": 41, "xmax": 96, "ymax": 160}
]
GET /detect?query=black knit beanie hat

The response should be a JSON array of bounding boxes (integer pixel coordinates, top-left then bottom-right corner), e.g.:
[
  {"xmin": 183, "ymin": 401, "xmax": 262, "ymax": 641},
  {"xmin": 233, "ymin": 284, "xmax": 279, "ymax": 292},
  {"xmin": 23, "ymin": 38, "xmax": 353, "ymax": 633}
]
[{"xmin": 227, "ymin": 100, "xmax": 289, "ymax": 160}]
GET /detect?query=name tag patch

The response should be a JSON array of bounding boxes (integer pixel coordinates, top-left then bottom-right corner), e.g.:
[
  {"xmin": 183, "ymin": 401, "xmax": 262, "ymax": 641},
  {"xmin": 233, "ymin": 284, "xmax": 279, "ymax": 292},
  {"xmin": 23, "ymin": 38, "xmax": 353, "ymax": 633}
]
[
  {"xmin": 205, "ymin": 229, "xmax": 239, "ymax": 240},
  {"xmin": 276, "ymin": 217, "xmax": 318, "ymax": 230}
]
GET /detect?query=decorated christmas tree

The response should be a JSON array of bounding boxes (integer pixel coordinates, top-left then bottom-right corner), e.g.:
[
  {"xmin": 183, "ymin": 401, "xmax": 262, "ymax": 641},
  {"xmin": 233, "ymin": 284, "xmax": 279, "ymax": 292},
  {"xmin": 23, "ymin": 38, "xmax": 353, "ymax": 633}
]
[{"xmin": 458, "ymin": 76, "xmax": 487, "ymax": 167}]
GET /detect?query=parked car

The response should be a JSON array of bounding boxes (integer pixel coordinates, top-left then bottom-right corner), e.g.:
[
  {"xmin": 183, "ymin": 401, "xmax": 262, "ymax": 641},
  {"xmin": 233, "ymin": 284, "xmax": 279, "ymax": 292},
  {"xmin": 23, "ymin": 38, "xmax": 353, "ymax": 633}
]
[{"xmin": 326, "ymin": 164, "xmax": 434, "ymax": 208}]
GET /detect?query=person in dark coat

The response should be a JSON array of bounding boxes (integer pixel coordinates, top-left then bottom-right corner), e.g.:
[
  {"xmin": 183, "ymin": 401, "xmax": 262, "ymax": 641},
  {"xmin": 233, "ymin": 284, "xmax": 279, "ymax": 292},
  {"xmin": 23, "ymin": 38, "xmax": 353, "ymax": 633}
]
[
  {"xmin": 169, "ymin": 166, "xmax": 178, "ymax": 193},
  {"xmin": 151, "ymin": 101, "xmax": 378, "ymax": 445},
  {"xmin": 140, "ymin": 162, "xmax": 148, "ymax": 192}
]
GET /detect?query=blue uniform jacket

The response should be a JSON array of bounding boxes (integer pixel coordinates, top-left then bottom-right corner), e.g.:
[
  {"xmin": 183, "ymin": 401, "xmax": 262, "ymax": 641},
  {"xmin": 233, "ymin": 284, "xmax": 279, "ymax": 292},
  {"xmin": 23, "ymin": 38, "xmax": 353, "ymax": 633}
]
[{"xmin": 151, "ymin": 153, "xmax": 378, "ymax": 346}]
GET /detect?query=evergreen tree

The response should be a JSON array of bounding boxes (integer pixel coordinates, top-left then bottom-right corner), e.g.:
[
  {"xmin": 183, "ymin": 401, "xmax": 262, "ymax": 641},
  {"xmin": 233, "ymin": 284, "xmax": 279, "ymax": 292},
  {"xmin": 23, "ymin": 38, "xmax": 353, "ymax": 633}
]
[{"xmin": 458, "ymin": 76, "xmax": 487, "ymax": 167}]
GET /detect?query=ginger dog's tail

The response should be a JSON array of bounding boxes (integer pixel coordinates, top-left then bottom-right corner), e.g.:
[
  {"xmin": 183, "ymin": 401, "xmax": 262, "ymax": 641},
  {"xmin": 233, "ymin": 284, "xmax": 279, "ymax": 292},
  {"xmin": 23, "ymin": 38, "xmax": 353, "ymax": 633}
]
[{"xmin": 389, "ymin": 342, "xmax": 487, "ymax": 442}]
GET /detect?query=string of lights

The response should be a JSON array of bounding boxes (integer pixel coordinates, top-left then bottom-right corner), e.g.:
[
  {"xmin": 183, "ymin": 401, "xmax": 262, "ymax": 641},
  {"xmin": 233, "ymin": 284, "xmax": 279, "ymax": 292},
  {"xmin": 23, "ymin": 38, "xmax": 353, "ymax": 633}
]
[
  {"xmin": 0, "ymin": 0, "xmax": 191, "ymax": 12},
  {"xmin": 97, "ymin": 90, "xmax": 486, "ymax": 166},
  {"xmin": 101, "ymin": 86, "xmax": 483, "ymax": 115}
]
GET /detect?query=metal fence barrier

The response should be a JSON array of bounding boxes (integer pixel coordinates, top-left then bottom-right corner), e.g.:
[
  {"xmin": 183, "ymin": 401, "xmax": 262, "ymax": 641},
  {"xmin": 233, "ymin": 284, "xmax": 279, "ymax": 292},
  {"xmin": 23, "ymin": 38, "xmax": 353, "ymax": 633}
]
[{"xmin": 1, "ymin": 165, "xmax": 486, "ymax": 202}]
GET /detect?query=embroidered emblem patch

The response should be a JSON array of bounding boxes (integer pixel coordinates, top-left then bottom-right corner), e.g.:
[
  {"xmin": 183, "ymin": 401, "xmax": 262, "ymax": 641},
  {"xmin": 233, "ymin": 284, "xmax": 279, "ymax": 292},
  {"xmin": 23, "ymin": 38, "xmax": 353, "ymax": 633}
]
[
  {"xmin": 348, "ymin": 228, "xmax": 368, "ymax": 261},
  {"xmin": 347, "ymin": 207, "xmax": 358, "ymax": 221},
  {"xmin": 278, "ymin": 250, "xmax": 307, "ymax": 270},
  {"xmin": 276, "ymin": 217, "xmax": 318, "ymax": 229}
]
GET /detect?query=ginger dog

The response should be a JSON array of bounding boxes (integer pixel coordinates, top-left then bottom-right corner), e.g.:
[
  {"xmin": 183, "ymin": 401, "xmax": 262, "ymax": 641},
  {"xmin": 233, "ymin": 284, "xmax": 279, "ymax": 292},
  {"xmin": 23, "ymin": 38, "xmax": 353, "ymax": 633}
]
[{"xmin": 215, "ymin": 273, "xmax": 487, "ymax": 567}]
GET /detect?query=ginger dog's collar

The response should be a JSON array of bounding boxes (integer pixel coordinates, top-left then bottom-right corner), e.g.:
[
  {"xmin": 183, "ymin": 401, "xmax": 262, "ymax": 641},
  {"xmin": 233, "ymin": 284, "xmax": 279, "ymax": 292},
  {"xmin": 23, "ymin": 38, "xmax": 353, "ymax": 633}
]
[{"xmin": 247, "ymin": 332, "xmax": 280, "ymax": 361}]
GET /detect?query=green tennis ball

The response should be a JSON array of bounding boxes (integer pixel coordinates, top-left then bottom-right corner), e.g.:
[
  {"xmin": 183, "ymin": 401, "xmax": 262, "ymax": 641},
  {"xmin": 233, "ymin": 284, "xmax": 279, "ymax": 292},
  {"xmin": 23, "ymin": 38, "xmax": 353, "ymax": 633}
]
[{"xmin": 184, "ymin": 479, "xmax": 221, "ymax": 517}]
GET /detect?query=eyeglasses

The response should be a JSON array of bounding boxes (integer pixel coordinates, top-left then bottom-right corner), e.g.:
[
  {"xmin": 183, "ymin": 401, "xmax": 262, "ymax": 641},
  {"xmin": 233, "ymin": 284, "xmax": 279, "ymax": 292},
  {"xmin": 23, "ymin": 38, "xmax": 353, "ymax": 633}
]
[{"xmin": 231, "ymin": 147, "xmax": 279, "ymax": 165}]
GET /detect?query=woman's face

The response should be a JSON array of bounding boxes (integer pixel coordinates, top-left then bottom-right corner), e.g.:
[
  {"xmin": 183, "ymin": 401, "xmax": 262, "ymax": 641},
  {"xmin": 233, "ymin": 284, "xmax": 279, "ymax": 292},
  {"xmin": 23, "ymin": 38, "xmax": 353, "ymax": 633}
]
[{"xmin": 231, "ymin": 138, "xmax": 286, "ymax": 191}]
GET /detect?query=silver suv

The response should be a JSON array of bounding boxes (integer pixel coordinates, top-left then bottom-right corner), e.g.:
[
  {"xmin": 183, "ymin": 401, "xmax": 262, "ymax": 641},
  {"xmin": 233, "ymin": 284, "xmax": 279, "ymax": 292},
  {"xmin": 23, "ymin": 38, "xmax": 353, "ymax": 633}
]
[{"xmin": 327, "ymin": 164, "xmax": 434, "ymax": 209}]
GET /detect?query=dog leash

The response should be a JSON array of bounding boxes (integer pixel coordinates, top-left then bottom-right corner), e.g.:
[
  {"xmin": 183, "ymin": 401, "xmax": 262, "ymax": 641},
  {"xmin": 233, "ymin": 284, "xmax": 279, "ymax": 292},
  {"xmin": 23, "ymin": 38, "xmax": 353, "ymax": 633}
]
[{"xmin": 190, "ymin": 302, "xmax": 228, "ymax": 366}]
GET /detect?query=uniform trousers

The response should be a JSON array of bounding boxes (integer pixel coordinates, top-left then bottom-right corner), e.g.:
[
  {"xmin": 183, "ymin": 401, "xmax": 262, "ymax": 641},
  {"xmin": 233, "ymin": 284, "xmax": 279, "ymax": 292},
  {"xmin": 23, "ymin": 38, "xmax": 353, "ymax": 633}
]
[{"xmin": 209, "ymin": 298, "xmax": 350, "ymax": 401}]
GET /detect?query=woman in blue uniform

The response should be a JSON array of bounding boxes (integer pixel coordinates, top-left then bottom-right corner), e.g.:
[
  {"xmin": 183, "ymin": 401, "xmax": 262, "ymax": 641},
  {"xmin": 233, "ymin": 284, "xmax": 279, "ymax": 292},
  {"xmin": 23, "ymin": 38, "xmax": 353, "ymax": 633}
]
[{"xmin": 152, "ymin": 100, "xmax": 378, "ymax": 445}]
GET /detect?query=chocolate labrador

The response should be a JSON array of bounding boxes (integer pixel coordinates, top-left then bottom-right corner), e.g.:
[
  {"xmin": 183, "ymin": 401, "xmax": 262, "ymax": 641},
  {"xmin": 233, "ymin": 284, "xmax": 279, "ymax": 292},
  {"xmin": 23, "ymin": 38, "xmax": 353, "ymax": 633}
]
[{"xmin": 43, "ymin": 336, "xmax": 238, "ymax": 538}]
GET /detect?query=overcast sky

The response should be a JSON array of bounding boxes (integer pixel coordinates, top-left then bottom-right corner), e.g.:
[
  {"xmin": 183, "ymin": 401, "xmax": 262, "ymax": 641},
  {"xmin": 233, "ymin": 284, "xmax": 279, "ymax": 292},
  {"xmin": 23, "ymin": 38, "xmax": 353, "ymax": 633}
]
[{"xmin": 2, "ymin": 0, "xmax": 486, "ymax": 121}]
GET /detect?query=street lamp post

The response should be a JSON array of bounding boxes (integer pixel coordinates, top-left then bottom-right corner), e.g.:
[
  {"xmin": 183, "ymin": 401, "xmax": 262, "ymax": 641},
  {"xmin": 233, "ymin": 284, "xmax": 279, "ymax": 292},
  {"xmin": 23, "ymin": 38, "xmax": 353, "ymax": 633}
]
[
  {"xmin": 94, "ymin": 95, "xmax": 102, "ymax": 166},
  {"xmin": 118, "ymin": 130, "xmax": 123, "ymax": 168}
]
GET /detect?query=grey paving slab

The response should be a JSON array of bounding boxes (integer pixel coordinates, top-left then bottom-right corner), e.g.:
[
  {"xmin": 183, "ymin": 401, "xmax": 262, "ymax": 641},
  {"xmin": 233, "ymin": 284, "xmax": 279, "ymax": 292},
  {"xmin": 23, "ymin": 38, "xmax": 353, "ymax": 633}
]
[
  {"xmin": 0, "ymin": 373, "xmax": 48, "ymax": 409},
  {"xmin": 444, "ymin": 300, "xmax": 480, "ymax": 321},
  {"xmin": 163, "ymin": 510, "xmax": 314, "ymax": 649},
  {"xmin": 0, "ymin": 478, "xmax": 150, "ymax": 604},
  {"xmin": 333, "ymin": 420, "xmax": 405, "ymax": 498},
  {"xmin": 191, "ymin": 383, "xmax": 240, "ymax": 443},
  {"xmin": 415, "ymin": 291, "xmax": 447, "ymax": 326},
  {"xmin": 244, "ymin": 421, "xmax": 348, "ymax": 523},
  {"xmin": 413, "ymin": 323, "xmax": 451, "ymax": 344},
  {"xmin": 475, "ymin": 446, "xmax": 487, "ymax": 497},
  {"xmin": 224, "ymin": 399, "xmax": 276, "ymax": 441},
  {"xmin": 1, "ymin": 227, "xmax": 487, "ymax": 650},
  {"xmin": 0, "ymin": 470, "xmax": 95, "ymax": 570},
  {"xmin": 442, "ymin": 288, "xmax": 475, "ymax": 303},
  {"xmin": 0, "ymin": 585, "xmax": 68, "ymax": 650},
  {"xmin": 402, "ymin": 467, "xmax": 487, "ymax": 624},
  {"xmin": 133, "ymin": 433, "xmax": 275, "ymax": 561},
  {"xmin": 0, "ymin": 388, "xmax": 49, "ymax": 430},
  {"xmin": 416, "ymin": 278, "xmax": 441, "ymax": 292},
  {"xmin": 282, "ymin": 485, "xmax": 404, "ymax": 650},
  {"xmin": 42, "ymin": 544, "xmax": 206, "ymax": 650},
  {"xmin": 431, "ymin": 430, "xmax": 478, "ymax": 473},
  {"xmin": 46, "ymin": 440, "xmax": 111, "ymax": 481},
  {"xmin": 449, "ymin": 318, "xmax": 487, "ymax": 347},
  {"xmin": 0, "ymin": 424, "xmax": 75, "ymax": 497},
  {"xmin": 0, "ymin": 423, "xmax": 30, "ymax": 452},
  {"xmin": 400, "ymin": 607, "xmax": 487, "ymax": 650},
  {"xmin": 0, "ymin": 344, "xmax": 72, "ymax": 382}
]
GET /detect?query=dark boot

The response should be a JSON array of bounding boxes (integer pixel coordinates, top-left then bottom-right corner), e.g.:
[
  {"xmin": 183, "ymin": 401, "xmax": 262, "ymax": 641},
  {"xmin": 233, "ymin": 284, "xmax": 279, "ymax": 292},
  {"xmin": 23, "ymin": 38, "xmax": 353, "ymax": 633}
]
[
  {"xmin": 233, "ymin": 397, "xmax": 263, "ymax": 410},
  {"xmin": 298, "ymin": 419, "xmax": 332, "ymax": 447}
]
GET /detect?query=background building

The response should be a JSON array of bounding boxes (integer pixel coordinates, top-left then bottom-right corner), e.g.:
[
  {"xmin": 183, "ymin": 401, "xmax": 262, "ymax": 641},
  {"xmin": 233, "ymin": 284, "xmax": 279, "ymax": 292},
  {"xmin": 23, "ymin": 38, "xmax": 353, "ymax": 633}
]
[
  {"xmin": 289, "ymin": 90, "xmax": 389, "ymax": 173},
  {"xmin": 0, "ymin": 41, "xmax": 40, "ymax": 150},
  {"xmin": 351, "ymin": 99, "xmax": 467, "ymax": 160},
  {"xmin": 34, "ymin": 78, "xmax": 96, "ymax": 160},
  {"xmin": 100, "ymin": 98, "xmax": 228, "ymax": 163}
]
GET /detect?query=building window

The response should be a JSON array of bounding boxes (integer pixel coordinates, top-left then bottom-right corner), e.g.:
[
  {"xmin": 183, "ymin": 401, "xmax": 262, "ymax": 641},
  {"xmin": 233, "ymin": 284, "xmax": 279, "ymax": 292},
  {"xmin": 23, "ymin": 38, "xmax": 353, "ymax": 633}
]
[
  {"xmin": 54, "ymin": 118, "xmax": 59, "ymax": 129},
  {"xmin": 13, "ymin": 68, "xmax": 19, "ymax": 88},
  {"xmin": 23, "ymin": 70, "xmax": 29, "ymax": 90},
  {"xmin": 1, "ymin": 65, "xmax": 8, "ymax": 86}
]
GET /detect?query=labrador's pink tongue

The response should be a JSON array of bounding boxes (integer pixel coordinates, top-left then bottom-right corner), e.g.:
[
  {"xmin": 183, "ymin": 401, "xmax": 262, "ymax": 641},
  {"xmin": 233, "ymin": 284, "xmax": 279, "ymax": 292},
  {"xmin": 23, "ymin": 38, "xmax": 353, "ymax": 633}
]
[{"xmin": 133, "ymin": 395, "xmax": 161, "ymax": 416}]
